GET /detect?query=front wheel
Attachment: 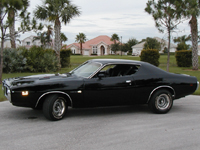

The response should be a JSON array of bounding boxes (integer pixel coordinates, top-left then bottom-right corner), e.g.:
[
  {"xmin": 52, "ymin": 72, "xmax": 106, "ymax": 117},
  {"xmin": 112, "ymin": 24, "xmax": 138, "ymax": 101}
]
[
  {"xmin": 148, "ymin": 90, "xmax": 173, "ymax": 114},
  {"xmin": 43, "ymin": 94, "xmax": 67, "ymax": 121}
]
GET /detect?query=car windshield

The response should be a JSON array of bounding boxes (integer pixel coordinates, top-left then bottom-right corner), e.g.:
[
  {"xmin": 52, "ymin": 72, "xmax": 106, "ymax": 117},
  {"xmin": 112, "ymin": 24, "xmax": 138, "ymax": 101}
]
[{"xmin": 70, "ymin": 62, "xmax": 102, "ymax": 78}]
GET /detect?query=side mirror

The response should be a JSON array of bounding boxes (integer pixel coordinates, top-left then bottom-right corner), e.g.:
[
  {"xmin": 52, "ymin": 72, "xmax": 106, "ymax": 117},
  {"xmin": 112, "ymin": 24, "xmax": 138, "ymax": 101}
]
[{"xmin": 98, "ymin": 73, "xmax": 105, "ymax": 79}]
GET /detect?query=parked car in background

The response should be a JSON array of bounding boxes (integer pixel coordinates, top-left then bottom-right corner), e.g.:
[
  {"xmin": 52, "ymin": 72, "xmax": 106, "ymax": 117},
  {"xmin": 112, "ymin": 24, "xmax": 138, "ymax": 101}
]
[{"xmin": 2, "ymin": 59, "xmax": 199, "ymax": 121}]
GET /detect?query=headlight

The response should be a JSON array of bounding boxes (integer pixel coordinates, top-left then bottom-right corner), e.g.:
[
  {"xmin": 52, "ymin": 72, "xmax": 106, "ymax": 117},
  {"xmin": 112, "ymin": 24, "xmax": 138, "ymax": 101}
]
[{"xmin": 22, "ymin": 91, "xmax": 29, "ymax": 96}]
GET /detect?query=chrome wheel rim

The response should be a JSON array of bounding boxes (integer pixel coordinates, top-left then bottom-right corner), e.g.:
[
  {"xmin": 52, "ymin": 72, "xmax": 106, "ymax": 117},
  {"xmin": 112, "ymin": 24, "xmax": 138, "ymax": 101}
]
[
  {"xmin": 156, "ymin": 94, "xmax": 170, "ymax": 110},
  {"xmin": 52, "ymin": 98, "xmax": 66, "ymax": 118}
]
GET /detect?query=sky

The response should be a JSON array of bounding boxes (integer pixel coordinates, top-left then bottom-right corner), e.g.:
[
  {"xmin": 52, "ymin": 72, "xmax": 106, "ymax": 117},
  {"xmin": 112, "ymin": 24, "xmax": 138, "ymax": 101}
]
[{"xmin": 21, "ymin": 0, "xmax": 194, "ymax": 45}]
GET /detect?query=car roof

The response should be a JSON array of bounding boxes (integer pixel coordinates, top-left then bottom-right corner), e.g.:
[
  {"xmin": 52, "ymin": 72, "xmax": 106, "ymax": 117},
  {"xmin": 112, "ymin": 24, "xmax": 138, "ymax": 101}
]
[
  {"xmin": 88, "ymin": 59, "xmax": 144, "ymax": 65},
  {"xmin": 88, "ymin": 59, "xmax": 167, "ymax": 74}
]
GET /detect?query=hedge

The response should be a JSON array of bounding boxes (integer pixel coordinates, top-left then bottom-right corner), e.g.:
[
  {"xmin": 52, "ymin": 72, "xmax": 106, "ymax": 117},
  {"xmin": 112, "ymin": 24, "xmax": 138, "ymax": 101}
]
[
  {"xmin": 140, "ymin": 49, "xmax": 160, "ymax": 66},
  {"xmin": 175, "ymin": 50, "xmax": 192, "ymax": 67},
  {"xmin": 3, "ymin": 47, "xmax": 59, "ymax": 73},
  {"xmin": 60, "ymin": 49, "xmax": 71, "ymax": 68},
  {"xmin": 3, "ymin": 48, "xmax": 27, "ymax": 73}
]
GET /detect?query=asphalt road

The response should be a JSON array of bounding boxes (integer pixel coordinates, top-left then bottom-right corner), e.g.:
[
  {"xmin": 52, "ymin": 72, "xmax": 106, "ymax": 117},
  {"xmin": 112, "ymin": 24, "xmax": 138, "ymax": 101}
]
[{"xmin": 0, "ymin": 95, "xmax": 200, "ymax": 150}]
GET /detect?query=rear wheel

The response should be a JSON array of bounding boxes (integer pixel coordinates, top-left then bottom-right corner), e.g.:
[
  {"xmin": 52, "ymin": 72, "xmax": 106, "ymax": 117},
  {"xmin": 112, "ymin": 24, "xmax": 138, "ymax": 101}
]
[
  {"xmin": 148, "ymin": 90, "xmax": 173, "ymax": 114},
  {"xmin": 43, "ymin": 94, "xmax": 67, "ymax": 121}
]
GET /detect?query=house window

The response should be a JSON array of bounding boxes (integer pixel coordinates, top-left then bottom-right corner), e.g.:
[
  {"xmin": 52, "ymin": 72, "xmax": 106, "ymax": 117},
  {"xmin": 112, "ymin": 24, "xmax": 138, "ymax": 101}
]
[
  {"xmin": 26, "ymin": 42, "xmax": 30, "ymax": 45},
  {"xmin": 93, "ymin": 46, "xmax": 97, "ymax": 54}
]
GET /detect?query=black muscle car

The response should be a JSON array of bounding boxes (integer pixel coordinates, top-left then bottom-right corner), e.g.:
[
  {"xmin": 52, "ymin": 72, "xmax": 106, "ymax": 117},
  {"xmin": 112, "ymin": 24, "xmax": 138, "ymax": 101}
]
[{"xmin": 2, "ymin": 59, "xmax": 199, "ymax": 121}]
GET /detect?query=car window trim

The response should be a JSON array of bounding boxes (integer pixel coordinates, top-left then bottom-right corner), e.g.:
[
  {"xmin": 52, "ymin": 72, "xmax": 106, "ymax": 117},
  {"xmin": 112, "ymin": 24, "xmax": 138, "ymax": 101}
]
[{"xmin": 88, "ymin": 62, "xmax": 141, "ymax": 79}]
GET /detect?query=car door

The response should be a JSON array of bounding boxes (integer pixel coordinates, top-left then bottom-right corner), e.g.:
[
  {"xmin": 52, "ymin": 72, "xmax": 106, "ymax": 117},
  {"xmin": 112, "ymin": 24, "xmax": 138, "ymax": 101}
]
[{"xmin": 83, "ymin": 75, "xmax": 136, "ymax": 107}]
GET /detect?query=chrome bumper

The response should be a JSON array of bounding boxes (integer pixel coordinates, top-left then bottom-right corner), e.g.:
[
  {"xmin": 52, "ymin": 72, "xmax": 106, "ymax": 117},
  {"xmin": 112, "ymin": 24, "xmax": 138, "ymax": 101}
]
[
  {"xmin": 196, "ymin": 81, "xmax": 199, "ymax": 91},
  {"xmin": 2, "ymin": 84, "xmax": 11, "ymax": 102}
]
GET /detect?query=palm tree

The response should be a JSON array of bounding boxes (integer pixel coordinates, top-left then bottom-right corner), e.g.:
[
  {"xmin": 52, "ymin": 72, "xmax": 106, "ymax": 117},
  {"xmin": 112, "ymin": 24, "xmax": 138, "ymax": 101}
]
[
  {"xmin": 111, "ymin": 33, "xmax": 120, "ymax": 54},
  {"xmin": 111, "ymin": 33, "xmax": 119, "ymax": 44},
  {"xmin": 61, "ymin": 33, "xmax": 68, "ymax": 43},
  {"xmin": 75, "ymin": 33, "xmax": 87, "ymax": 55},
  {"xmin": 45, "ymin": 25, "xmax": 53, "ymax": 48},
  {"xmin": 35, "ymin": 0, "xmax": 80, "ymax": 66},
  {"xmin": 173, "ymin": 35, "xmax": 191, "ymax": 50},
  {"xmin": 176, "ymin": 0, "xmax": 199, "ymax": 70},
  {"xmin": 173, "ymin": 35, "xmax": 191, "ymax": 44},
  {"xmin": 5, "ymin": 0, "xmax": 29, "ymax": 48},
  {"xmin": 33, "ymin": 32, "xmax": 47, "ymax": 48}
]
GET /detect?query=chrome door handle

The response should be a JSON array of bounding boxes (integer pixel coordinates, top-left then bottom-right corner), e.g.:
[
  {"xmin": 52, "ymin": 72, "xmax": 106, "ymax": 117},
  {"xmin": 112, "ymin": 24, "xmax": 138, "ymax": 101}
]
[
  {"xmin": 126, "ymin": 80, "xmax": 132, "ymax": 85},
  {"xmin": 126, "ymin": 80, "xmax": 131, "ymax": 83}
]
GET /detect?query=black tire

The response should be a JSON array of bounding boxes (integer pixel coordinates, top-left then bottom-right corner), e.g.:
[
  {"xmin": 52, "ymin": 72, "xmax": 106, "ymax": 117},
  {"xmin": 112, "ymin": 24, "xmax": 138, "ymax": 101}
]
[
  {"xmin": 43, "ymin": 94, "xmax": 67, "ymax": 121},
  {"xmin": 148, "ymin": 90, "xmax": 173, "ymax": 114}
]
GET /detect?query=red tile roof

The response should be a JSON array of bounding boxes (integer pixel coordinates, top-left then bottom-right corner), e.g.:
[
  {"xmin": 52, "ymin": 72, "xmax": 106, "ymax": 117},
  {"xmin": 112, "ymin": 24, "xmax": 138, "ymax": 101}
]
[{"xmin": 67, "ymin": 35, "xmax": 118, "ymax": 49}]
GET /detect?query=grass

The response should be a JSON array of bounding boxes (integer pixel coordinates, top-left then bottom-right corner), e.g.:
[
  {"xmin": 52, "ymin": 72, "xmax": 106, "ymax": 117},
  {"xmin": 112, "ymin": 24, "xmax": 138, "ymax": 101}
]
[{"xmin": 1, "ymin": 55, "xmax": 200, "ymax": 101}]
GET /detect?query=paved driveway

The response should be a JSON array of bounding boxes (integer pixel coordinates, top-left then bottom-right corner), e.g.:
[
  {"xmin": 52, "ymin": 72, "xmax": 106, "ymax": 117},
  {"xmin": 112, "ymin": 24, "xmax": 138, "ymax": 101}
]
[{"xmin": 0, "ymin": 95, "xmax": 200, "ymax": 150}]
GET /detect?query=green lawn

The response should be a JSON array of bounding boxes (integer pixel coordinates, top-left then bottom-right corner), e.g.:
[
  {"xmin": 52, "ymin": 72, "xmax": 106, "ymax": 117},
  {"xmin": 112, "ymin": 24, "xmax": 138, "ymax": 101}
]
[{"xmin": 1, "ymin": 55, "xmax": 199, "ymax": 101}]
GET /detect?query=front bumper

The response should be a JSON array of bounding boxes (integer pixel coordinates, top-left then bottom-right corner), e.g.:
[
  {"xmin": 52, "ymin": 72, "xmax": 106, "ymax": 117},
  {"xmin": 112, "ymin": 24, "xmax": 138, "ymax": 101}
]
[{"xmin": 2, "ymin": 84, "xmax": 11, "ymax": 102}]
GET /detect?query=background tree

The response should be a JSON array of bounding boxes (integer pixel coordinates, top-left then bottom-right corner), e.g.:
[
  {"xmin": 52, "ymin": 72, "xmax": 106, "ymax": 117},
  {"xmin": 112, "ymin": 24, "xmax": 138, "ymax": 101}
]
[
  {"xmin": 45, "ymin": 24, "xmax": 53, "ymax": 48},
  {"xmin": 143, "ymin": 37, "xmax": 161, "ymax": 50},
  {"xmin": 139, "ymin": 39, "xmax": 146, "ymax": 44},
  {"xmin": 61, "ymin": 33, "xmax": 68, "ymax": 43},
  {"xmin": 111, "ymin": 43, "xmax": 120, "ymax": 54},
  {"xmin": 61, "ymin": 33, "xmax": 68, "ymax": 49},
  {"xmin": 111, "ymin": 33, "xmax": 120, "ymax": 54},
  {"xmin": 173, "ymin": 35, "xmax": 190, "ymax": 50},
  {"xmin": 75, "ymin": 33, "xmax": 86, "ymax": 55},
  {"xmin": 4, "ymin": 0, "xmax": 29, "ymax": 48},
  {"xmin": 33, "ymin": 32, "xmax": 47, "ymax": 48},
  {"xmin": 126, "ymin": 38, "xmax": 138, "ymax": 53},
  {"xmin": 145, "ymin": 0, "xmax": 183, "ymax": 72},
  {"xmin": 0, "ymin": 1, "xmax": 10, "ymax": 83},
  {"xmin": 111, "ymin": 33, "xmax": 119, "ymax": 44},
  {"xmin": 175, "ymin": 0, "xmax": 199, "ymax": 70},
  {"xmin": 121, "ymin": 43, "xmax": 129, "ymax": 53},
  {"xmin": 174, "ymin": 35, "xmax": 191, "ymax": 43},
  {"xmin": 35, "ymin": 0, "xmax": 80, "ymax": 66}
]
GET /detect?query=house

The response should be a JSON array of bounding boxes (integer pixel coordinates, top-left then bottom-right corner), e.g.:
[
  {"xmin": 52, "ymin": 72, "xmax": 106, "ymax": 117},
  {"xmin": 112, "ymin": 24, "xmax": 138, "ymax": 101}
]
[
  {"xmin": 132, "ymin": 37, "xmax": 177, "ymax": 56},
  {"xmin": 21, "ymin": 35, "xmax": 54, "ymax": 49},
  {"xmin": 21, "ymin": 35, "xmax": 41, "ymax": 49},
  {"xmin": 66, "ymin": 35, "xmax": 121, "ymax": 56}
]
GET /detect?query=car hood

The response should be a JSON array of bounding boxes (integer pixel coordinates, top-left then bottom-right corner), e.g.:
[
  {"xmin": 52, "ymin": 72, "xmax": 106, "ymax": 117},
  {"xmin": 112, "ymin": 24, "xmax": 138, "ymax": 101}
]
[{"xmin": 3, "ymin": 73, "xmax": 75, "ymax": 88}]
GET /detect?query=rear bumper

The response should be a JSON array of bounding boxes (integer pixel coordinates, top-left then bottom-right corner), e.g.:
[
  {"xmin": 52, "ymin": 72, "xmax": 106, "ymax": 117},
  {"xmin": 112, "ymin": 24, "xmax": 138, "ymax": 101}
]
[{"xmin": 196, "ymin": 81, "xmax": 199, "ymax": 91}]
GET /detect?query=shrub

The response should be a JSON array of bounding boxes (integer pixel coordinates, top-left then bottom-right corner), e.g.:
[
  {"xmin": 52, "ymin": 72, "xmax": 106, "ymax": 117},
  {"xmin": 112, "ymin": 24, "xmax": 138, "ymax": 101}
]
[
  {"xmin": 26, "ymin": 46, "xmax": 59, "ymax": 72},
  {"xmin": 175, "ymin": 50, "xmax": 192, "ymax": 67},
  {"xmin": 140, "ymin": 49, "xmax": 160, "ymax": 66},
  {"xmin": 3, "ymin": 48, "xmax": 27, "ymax": 73},
  {"xmin": 60, "ymin": 48, "xmax": 71, "ymax": 68}
]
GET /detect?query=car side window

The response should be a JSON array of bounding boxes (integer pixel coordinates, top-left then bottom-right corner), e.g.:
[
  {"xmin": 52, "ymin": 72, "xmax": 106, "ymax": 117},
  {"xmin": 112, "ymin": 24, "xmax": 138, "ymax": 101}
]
[{"xmin": 95, "ymin": 64, "xmax": 140, "ymax": 78}]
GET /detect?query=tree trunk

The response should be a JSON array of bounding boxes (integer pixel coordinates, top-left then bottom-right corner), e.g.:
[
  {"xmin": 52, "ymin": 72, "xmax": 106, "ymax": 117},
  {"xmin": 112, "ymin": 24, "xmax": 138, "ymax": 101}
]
[
  {"xmin": 9, "ymin": 9, "xmax": 16, "ymax": 48},
  {"xmin": 189, "ymin": 16, "xmax": 199, "ymax": 70},
  {"xmin": 0, "ymin": 28, "xmax": 4, "ymax": 84},
  {"xmin": 54, "ymin": 17, "xmax": 61, "ymax": 68},
  {"xmin": 167, "ymin": 28, "xmax": 171, "ymax": 72},
  {"xmin": 80, "ymin": 42, "xmax": 82, "ymax": 55}
]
